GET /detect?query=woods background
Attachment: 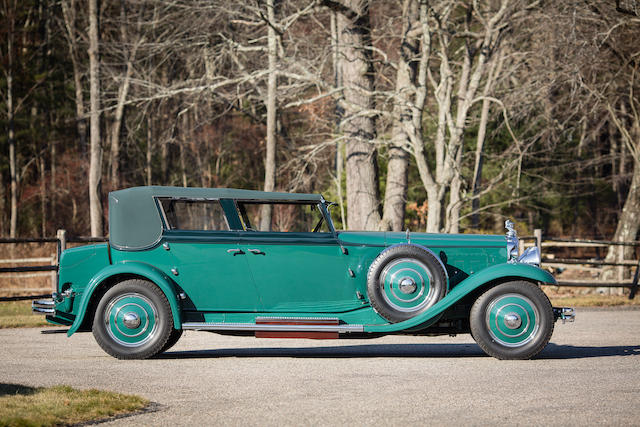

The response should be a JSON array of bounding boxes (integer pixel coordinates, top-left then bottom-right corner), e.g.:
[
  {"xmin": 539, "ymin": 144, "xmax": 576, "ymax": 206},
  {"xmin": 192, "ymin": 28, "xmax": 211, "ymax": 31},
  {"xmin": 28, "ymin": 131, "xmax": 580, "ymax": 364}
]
[{"xmin": 0, "ymin": 0, "xmax": 639, "ymax": 256}]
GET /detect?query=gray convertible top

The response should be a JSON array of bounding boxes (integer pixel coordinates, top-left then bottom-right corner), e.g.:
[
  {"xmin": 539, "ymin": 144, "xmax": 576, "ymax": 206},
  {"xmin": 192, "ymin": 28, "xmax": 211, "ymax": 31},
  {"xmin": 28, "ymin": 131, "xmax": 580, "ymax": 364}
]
[{"xmin": 108, "ymin": 186, "xmax": 323, "ymax": 250}]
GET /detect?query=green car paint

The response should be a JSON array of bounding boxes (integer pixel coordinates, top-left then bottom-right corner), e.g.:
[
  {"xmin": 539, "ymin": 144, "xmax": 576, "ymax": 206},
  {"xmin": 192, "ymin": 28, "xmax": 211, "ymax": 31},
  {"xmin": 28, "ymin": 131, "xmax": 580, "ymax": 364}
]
[
  {"xmin": 40, "ymin": 186, "xmax": 563, "ymax": 358},
  {"xmin": 65, "ymin": 260, "xmax": 182, "ymax": 336},
  {"xmin": 363, "ymin": 263, "xmax": 556, "ymax": 333}
]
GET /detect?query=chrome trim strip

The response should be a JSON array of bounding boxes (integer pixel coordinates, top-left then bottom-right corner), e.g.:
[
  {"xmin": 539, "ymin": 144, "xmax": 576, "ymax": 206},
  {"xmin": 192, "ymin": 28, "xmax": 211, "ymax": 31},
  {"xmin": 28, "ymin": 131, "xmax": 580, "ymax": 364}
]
[
  {"xmin": 182, "ymin": 322, "xmax": 364, "ymax": 333},
  {"xmin": 256, "ymin": 316, "xmax": 339, "ymax": 321}
]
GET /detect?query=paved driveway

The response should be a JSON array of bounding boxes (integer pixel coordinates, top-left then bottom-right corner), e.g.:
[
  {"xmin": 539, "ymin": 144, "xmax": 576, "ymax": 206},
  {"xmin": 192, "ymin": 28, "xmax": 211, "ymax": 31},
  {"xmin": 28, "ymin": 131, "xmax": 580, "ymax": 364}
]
[{"xmin": 1, "ymin": 308, "xmax": 639, "ymax": 425}]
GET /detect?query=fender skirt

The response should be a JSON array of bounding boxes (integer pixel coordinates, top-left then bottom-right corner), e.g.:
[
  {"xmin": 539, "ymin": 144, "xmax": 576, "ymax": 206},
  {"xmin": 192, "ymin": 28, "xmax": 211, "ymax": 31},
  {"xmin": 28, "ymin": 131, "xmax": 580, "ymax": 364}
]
[
  {"xmin": 66, "ymin": 262, "xmax": 182, "ymax": 337},
  {"xmin": 364, "ymin": 263, "xmax": 556, "ymax": 333}
]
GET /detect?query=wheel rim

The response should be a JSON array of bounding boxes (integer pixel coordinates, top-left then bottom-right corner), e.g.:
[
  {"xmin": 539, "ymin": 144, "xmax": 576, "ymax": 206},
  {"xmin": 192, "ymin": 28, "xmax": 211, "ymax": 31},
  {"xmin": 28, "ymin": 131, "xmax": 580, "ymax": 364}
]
[
  {"xmin": 485, "ymin": 293, "xmax": 540, "ymax": 348},
  {"xmin": 104, "ymin": 292, "xmax": 158, "ymax": 347},
  {"xmin": 378, "ymin": 257, "xmax": 436, "ymax": 314}
]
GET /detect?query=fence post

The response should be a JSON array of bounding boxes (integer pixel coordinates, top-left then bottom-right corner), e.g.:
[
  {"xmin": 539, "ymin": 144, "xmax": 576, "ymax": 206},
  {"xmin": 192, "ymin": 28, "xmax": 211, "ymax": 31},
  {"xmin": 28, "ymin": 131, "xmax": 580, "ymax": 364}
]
[
  {"xmin": 56, "ymin": 229, "xmax": 67, "ymax": 257},
  {"xmin": 54, "ymin": 229, "xmax": 67, "ymax": 292},
  {"xmin": 534, "ymin": 229, "xmax": 542, "ymax": 256}
]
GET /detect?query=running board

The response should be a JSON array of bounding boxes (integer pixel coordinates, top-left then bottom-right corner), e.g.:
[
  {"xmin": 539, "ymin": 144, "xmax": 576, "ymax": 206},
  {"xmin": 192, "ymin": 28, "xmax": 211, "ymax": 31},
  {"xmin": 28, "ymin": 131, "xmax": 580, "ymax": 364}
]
[{"xmin": 182, "ymin": 317, "xmax": 364, "ymax": 338}]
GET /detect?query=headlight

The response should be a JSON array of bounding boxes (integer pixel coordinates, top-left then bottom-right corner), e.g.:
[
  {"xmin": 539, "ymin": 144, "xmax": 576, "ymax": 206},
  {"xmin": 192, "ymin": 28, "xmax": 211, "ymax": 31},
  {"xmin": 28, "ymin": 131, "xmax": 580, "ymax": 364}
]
[{"xmin": 517, "ymin": 246, "xmax": 541, "ymax": 266}]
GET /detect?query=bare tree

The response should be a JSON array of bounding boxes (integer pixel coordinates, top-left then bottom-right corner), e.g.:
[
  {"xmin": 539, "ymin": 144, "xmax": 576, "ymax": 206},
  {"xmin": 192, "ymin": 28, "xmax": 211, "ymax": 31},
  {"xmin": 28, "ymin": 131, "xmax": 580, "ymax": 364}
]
[
  {"xmin": 259, "ymin": 0, "xmax": 278, "ymax": 230},
  {"xmin": 61, "ymin": 0, "xmax": 87, "ymax": 154},
  {"xmin": 3, "ymin": 0, "xmax": 18, "ymax": 237},
  {"xmin": 326, "ymin": 0, "xmax": 381, "ymax": 230},
  {"xmin": 88, "ymin": 0, "xmax": 103, "ymax": 236},
  {"xmin": 380, "ymin": 0, "xmax": 422, "ymax": 231}
]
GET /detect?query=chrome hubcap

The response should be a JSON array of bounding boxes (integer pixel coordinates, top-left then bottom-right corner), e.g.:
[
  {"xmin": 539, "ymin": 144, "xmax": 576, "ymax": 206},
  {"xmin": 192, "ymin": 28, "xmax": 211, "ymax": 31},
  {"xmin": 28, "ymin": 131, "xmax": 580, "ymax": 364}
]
[
  {"xmin": 485, "ymin": 293, "xmax": 540, "ymax": 348},
  {"xmin": 122, "ymin": 312, "xmax": 141, "ymax": 329},
  {"xmin": 398, "ymin": 277, "xmax": 417, "ymax": 294},
  {"xmin": 379, "ymin": 257, "xmax": 435, "ymax": 314},
  {"xmin": 104, "ymin": 292, "xmax": 158, "ymax": 347},
  {"xmin": 503, "ymin": 312, "xmax": 522, "ymax": 329}
]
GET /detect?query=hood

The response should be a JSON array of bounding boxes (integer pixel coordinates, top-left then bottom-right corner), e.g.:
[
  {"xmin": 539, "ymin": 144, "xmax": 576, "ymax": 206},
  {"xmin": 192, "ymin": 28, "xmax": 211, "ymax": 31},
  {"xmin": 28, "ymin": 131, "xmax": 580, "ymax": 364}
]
[{"xmin": 337, "ymin": 231, "xmax": 506, "ymax": 248}]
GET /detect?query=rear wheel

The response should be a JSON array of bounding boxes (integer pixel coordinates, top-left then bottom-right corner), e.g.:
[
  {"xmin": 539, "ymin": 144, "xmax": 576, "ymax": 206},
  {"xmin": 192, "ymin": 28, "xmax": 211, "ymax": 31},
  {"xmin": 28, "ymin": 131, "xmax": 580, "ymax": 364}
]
[
  {"xmin": 93, "ymin": 279, "xmax": 173, "ymax": 359},
  {"xmin": 470, "ymin": 281, "xmax": 554, "ymax": 360}
]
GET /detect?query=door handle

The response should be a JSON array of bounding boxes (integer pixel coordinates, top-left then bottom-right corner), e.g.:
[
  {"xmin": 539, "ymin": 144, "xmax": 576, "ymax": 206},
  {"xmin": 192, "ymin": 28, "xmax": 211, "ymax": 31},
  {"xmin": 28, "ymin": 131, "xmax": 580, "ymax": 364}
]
[
  {"xmin": 227, "ymin": 248, "xmax": 245, "ymax": 256},
  {"xmin": 248, "ymin": 248, "xmax": 265, "ymax": 255}
]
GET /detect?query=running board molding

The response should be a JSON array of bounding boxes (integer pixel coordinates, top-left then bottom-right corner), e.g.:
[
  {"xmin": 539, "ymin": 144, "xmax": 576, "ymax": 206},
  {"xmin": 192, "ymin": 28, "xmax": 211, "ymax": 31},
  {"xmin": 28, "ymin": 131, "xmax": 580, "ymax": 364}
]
[{"xmin": 182, "ymin": 318, "xmax": 364, "ymax": 334}]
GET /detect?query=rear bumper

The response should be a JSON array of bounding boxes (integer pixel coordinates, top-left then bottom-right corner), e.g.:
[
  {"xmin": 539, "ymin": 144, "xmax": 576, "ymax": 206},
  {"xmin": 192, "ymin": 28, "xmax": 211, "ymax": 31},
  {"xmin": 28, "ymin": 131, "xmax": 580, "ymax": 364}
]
[
  {"xmin": 553, "ymin": 307, "xmax": 576, "ymax": 323},
  {"xmin": 32, "ymin": 298, "xmax": 55, "ymax": 314}
]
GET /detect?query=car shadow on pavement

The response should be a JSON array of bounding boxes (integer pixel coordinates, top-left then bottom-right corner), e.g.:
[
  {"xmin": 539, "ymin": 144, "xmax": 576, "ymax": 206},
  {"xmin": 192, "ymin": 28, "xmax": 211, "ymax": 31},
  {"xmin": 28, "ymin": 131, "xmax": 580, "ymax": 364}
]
[
  {"xmin": 158, "ymin": 343, "xmax": 487, "ymax": 359},
  {"xmin": 539, "ymin": 343, "xmax": 640, "ymax": 359},
  {"xmin": 158, "ymin": 343, "xmax": 640, "ymax": 360}
]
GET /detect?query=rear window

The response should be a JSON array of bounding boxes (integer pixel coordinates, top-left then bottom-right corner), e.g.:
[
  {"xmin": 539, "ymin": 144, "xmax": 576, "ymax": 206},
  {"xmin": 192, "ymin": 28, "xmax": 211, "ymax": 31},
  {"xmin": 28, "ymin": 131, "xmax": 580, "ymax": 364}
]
[{"xmin": 158, "ymin": 198, "xmax": 229, "ymax": 231}]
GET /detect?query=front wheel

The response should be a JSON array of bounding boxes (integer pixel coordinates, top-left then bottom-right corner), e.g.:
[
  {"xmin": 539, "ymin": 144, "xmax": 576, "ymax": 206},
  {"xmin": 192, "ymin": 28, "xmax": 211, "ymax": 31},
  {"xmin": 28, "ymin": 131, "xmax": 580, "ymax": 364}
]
[
  {"xmin": 93, "ymin": 279, "xmax": 173, "ymax": 359},
  {"xmin": 470, "ymin": 281, "xmax": 554, "ymax": 360}
]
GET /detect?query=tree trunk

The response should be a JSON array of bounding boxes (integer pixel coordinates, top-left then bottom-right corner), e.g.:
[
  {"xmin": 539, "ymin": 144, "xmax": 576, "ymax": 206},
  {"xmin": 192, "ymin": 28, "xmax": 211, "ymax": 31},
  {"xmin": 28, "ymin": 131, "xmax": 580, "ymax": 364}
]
[
  {"xmin": 335, "ymin": 0, "xmax": 381, "ymax": 230},
  {"xmin": 259, "ymin": 0, "xmax": 277, "ymax": 231},
  {"xmin": 110, "ymin": 1, "xmax": 141, "ymax": 189},
  {"xmin": 7, "ymin": 11, "xmax": 17, "ymax": 238},
  {"xmin": 8, "ymin": 72, "xmax": 17, "ymax": 238},
  {"xmin": 146, "ymin": 116, "xmax": 153, "ymax": 185},
  {"xmin": 39, "ymin": 156, "xmax": 46, "ymax": 237},
  {"xmin": 62, "ymin": 0, "xmax": 87, "ymax": 154},
  {"xmin": 109, "ymin": 56, "xmax": 135, "ymax": 190},
  {"xmin": 381, "ymin": 0, "xmax": 419, "ymax": 232},
  {"xmin": 88, "ymin": 0, "xmax": 103, "ymax": 237},
  {"xmin": 180, "ymin": 112, "xmax": 188, "ymax": 187},
  {"xmin": 471, "ymin": 51, "xmax": 504, "ymax": 229}
]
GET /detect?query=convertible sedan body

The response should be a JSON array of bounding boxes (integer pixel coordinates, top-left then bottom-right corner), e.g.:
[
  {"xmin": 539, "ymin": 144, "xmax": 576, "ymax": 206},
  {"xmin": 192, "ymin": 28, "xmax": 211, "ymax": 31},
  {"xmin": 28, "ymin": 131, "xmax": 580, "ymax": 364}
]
[{"xmin": 34, "ymin": 186, "xmax": 574, "ymax": 359}]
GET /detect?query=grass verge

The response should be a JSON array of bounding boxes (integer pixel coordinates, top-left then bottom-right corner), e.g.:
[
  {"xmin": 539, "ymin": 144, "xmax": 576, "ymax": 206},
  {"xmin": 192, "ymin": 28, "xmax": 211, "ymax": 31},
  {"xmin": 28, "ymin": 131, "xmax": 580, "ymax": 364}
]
[
  {"xmin": 548, "ymin": 294, "xmax": 640, "ymax": 307},
  {"xmin": 0, "ymin": 384, "xmax": 149, "ymax": 426},
  {"xmin": 0, "ymin": 301, "xmax": 50, "ymax": 328}
]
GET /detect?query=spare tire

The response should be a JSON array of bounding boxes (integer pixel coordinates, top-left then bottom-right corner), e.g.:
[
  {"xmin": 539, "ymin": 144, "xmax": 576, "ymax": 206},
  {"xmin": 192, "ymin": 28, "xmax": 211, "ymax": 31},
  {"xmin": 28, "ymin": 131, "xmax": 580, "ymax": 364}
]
[{"xmin": 367, "ymin": 244, "xmax": 448, "ymax": 323}]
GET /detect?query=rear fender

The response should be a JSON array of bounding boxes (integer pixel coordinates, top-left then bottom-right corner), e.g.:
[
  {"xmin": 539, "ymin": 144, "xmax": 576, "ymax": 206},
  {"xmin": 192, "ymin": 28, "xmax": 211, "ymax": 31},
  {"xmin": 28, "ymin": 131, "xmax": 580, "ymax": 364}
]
[
  {"xmin": 364, "ymin": 263, "xmax": 556, "ymax": 333},
  {"xmin": 67, "ymin": 262, "xmax": 182, "ymax": 336}
]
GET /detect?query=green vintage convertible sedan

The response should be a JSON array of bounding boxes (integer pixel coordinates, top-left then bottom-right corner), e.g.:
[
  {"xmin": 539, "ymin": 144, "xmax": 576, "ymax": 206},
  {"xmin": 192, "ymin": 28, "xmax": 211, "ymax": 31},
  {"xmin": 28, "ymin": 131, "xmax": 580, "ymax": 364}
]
[{"xmin": 33, "ymin": 186, "xmax": 574, "ymax": 360}]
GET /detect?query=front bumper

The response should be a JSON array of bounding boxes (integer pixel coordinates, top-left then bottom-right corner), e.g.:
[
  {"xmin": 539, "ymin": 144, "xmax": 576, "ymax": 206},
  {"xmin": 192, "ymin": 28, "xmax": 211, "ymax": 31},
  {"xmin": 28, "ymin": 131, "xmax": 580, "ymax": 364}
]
[{"xmin": 553, "ymin": 307, "xmax": 576, "ymax": 323}]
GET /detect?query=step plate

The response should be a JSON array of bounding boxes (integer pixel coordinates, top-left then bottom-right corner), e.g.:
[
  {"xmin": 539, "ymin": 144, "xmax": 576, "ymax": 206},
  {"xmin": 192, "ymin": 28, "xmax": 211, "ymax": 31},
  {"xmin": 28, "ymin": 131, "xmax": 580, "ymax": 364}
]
[{"xmin": 255, "ymin": 318, "xmax": 339, "ymax": 339}]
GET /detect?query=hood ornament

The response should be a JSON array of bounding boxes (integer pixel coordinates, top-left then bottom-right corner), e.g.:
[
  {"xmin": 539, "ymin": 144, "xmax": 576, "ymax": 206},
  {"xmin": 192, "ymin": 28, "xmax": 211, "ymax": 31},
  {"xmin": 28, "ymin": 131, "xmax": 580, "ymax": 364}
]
[
  {"xmin": 406, "ymin": 228, "xmax": 411, "ymax": 244},
  {"xmin": 505, "ymin": 220, "xmax": 517, "ymax": 238}
]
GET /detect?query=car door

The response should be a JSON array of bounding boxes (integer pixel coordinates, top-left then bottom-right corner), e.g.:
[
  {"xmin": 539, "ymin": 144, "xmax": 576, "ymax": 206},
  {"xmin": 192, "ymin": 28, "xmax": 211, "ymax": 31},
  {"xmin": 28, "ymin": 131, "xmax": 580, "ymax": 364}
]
[
  {"xmin": 159, "ymin": 198, "xmax": 260, "ymax": 312},
  {"xmin": 236, "ymin": 201, "xmax": 360, "ymax": 313}
]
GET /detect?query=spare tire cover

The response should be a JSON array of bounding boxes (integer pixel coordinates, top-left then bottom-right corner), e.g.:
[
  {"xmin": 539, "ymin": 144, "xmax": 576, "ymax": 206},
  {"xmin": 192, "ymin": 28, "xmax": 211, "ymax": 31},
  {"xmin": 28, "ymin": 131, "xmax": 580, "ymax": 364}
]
[{"xmin": 367, "ymin": 244, "xmax": 448, "ymax": 323}]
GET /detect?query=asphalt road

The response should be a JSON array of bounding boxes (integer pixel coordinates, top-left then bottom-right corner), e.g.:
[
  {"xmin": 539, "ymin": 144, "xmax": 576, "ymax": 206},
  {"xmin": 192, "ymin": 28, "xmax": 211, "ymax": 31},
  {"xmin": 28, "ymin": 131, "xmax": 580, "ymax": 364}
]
[{"xmin": 1, "ymin": 308, "xmax": 639, "ymax": 426}]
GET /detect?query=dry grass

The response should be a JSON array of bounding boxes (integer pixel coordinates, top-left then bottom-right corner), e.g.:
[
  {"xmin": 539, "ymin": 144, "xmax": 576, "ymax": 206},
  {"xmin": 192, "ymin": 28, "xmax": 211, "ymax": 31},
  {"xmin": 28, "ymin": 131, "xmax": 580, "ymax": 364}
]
[
  {"xmin": 548, "ymin": 294, "xmax": 640, "ymax": 307},
  {"xmin": 543, "ymin": 284, "xmax": 640, "ymax": 307},
  {"xmin": 0, "ymin": 301, "xmax": 50, "ymax": 329},
  {"xmin": 0, "ymin": 384, "xmax": 148, "ymax": 426}
]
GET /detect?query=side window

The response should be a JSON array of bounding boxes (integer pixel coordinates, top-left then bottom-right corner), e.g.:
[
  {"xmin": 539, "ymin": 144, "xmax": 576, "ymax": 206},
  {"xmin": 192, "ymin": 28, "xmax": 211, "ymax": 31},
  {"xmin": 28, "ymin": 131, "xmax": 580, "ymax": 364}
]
[
  {"xmin": 237, "ymin": 202, "xmax": 330, "ymax": 233},
  {"xmin": 158, "ymin": 199, "xmax": 229, "ymax": 231}
]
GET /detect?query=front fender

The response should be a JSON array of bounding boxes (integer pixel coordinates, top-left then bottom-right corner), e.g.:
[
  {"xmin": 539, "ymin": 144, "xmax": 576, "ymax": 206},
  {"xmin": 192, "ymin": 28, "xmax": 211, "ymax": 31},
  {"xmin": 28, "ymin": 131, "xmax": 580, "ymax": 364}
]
[
  {"xmin": 364, "ymin": 263, "xmax": 556, "ymax": 333},
  {"xmin": 67, "ymin": 262, "xmax": 182, "ymax": 336}
]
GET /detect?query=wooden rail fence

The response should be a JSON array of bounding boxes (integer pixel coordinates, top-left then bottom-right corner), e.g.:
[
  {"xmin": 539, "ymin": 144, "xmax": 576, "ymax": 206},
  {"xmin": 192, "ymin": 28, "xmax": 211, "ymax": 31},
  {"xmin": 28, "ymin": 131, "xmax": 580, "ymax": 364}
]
[
  {"xmin": 521, "ymin": 230, "xmax": 640, "ymax": 299},
  {"xmin": 0, "ymin": 230, "xmax": 107, "ymax": 302},
  {"xmin": 0, "ymin": 229, "xmax": 638, "ymax": 301}
]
